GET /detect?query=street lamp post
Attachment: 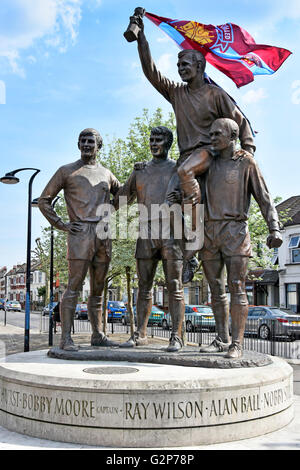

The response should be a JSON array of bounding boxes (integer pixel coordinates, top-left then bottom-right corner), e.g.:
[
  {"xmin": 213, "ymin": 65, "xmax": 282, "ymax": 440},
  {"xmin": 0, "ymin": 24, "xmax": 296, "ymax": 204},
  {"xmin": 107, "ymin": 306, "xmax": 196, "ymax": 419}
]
[
  {"xmin": 32, "ymin": 196, "xmax": 60, "ymax": 346},
  {"xmin": 1, "ymin": 168, "xmax": 40, "ymax": 352}
]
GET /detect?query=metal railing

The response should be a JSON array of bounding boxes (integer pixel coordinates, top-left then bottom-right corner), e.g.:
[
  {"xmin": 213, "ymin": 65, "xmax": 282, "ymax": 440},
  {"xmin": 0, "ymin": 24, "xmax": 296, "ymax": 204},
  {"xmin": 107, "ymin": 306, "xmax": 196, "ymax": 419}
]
[{"xmin": 40, "ymin": 314, "xmax": 300, "ymax": 360}]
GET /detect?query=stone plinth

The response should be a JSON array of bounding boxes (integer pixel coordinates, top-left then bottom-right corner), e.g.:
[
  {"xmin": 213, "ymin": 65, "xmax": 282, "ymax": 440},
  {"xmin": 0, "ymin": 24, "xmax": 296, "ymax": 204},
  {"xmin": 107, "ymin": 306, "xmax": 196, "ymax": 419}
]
[
  {"xmin": 0, "ymin": 349, "xmax": 294, "ymax": 447},
  {"xmin": 48, "ymin": 344, "xmax": 273, "ymax": 368}
]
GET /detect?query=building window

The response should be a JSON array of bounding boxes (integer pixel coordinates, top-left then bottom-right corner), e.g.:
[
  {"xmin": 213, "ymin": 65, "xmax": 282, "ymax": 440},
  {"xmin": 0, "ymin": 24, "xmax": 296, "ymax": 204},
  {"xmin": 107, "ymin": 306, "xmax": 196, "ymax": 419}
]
[
  {"xmin": 157, "ymin": 287, "xmax": 163, "ymax": 306},
  {"xmin": 292, "ymin": 249, "xmax": 300, "ymax": 263},
  {"xmin": 289, "ymin": 235, "xmax": 300, "ymax": 263},
  {"xmin": 246, "ymin": 285, "xmax": 254, "ymax": 305},
  {"xmin": 184, "ymin": 287, "xmax": 189, "ymax": 304},
  {"xmin": 195, "ymin": 287, "xmax": 199, "ymax": 305},
  {"xmin": 287, "ymin": 284, "xmax": 297, "ymax": 312},
  {"xmin": 288, "ymin": 236, "xmax": 300, "ymax": 248},
  {"xmin": 271, "ymin": 247, "xmax": 279, "ymax": 265}
]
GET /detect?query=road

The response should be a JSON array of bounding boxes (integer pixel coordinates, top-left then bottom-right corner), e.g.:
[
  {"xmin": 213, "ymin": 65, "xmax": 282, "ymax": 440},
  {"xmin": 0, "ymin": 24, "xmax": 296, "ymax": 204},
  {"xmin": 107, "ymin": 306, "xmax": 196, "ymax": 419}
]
[{"xmin": 0, "ymin": 309, "xmax": 41, "ymax": 331}]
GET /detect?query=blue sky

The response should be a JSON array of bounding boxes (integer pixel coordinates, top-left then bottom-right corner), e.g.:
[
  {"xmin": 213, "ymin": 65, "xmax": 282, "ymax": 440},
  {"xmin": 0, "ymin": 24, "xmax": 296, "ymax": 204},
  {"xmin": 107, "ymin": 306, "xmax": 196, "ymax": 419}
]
[{"xmin": 0, "ymin": 0, "xmax": 299, "ymax": 269}]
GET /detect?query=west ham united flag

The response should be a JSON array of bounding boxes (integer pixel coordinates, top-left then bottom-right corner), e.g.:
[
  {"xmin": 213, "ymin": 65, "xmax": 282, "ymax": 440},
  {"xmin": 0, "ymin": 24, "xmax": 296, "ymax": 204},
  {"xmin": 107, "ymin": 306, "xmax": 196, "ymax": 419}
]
[{"xmin": 145, "ymin": 12, "xmax": 292, "ymax": 88}]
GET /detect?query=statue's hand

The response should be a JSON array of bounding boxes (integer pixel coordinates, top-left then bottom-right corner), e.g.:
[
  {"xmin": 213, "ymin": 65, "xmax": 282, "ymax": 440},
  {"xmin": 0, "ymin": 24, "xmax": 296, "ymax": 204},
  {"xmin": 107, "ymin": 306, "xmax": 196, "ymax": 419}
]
[
  {"xmin": 135, "ymin": 10, "xmax": 145, "ymax": 37},
  {"xmin": 182, "ymin": 192, "xmax": 201, "ymax": 206},
  {"xmin": 64, "ymin": 222, "xmax": 83, "ymax": 234},
  {"xmin": 233, "ymin": 149, "xmax": 253, "ymax": 160},
  {"xmin": 234, "ymin": 149, "xmax": 246, "ymax": 159},
  {"xmin": 166, "ymin": 189, "xmax": 182, "ymax": 205},
  {"xmin": 266, "ymin": 230, "xmax": 283, "ymax": 249},
  {"xmin": 134, "ymin": 161, "xmax": 147, "ymax": 171}
]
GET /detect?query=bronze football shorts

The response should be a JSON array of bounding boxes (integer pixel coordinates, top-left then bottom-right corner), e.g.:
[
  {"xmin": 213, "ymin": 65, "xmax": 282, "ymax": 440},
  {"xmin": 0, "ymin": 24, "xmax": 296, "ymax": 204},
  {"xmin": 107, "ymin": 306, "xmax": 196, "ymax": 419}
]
[
  {"xmin": 135, "ymin": 237, "xmax": 183, "ymax": 260},
  {"xmin": 67, "ymin": 222, "xmax": 111, "ymax": 262},
  {"xmin": 199, "ymin": 220, "xmax": 252, "ymax": 261}
]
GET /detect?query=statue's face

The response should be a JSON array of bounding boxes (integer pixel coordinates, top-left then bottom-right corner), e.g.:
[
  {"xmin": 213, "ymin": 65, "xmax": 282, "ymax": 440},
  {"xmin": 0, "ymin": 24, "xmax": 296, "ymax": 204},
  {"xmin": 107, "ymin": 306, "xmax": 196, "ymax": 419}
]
[
  {"xmin": 209, "ymin": 123, "xmax": 232, "ymax": 152},
  {"xmin": 177, "ymin": 53, "xmax": 200, "ymax": 82},
  {"xmin": 149, "ymin": 133, "xmax": 168, "ymax": 158},
  {"xmin": 79, "ymin": 134, "xmax": 98, "ymax": 161}
]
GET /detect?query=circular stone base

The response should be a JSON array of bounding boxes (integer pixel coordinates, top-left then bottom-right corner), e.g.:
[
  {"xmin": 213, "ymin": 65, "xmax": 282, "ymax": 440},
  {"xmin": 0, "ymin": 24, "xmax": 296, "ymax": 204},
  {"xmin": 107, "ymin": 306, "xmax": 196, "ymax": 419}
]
[
  {"xmin": 48, "ymin": 345, "xmax": 273, "ymax": 369},
  {"xmin": 0, "ymin": 350, "xmax": 294, "ymax": 448}
]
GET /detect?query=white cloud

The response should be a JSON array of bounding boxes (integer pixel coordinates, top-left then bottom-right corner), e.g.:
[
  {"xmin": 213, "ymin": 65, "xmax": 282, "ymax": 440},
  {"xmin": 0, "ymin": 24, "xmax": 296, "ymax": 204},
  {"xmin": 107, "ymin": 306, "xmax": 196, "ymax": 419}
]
[
  {"xmin": 156, "ymin": 53, "xmax": 178, "ymax": 81},
  {"xmin": 27, "ymin": 55, "xmax": 37, "ymax": 64},
  {"xmin": 0, "ymin": 81, "xmax": 6, "ymax": 104},
  {"xmin": 157, "ymin": 36, "xmax": 172, "ymax": 43},
  {"xmin": 246, "ymin": 0, "xmax": 300, "ymax": 40},
  {"xmin": 113, "ymin": 53, "xmax": 180, "ymax": 104},
  {"xmin": 131, "ymin": 61, "xmax": 140, "ymax": 69},
  {"xmin": 0, "ymin": 0, "xmax": 101, "ymax": 74},
  {"xmin": 112, "ymin": 73, "xmax": 152, "ymax": 103},
  {"xmin": 273, "ymin": 0, "xmax": 300, "ymax": 20},
  {"xmin": 156, "ymin": 54, "xmax": 173, "ymax": 75},
  {"xmin": 241, "ymin": 88, "xmax": 268, "ymax": 105},
  {"xmin": 291, "ymin": 80, "xmax": 300, "ymax": 105}
]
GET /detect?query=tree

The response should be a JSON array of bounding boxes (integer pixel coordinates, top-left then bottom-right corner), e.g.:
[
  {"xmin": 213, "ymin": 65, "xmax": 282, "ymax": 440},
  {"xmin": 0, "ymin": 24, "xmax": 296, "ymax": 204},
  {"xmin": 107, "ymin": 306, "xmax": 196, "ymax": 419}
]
[
  {"xmin": 32, "ymin": 197, "xmax": 69, "ymax": 302},
  {"xmin": 247, "ymin": 196, "xmax": 291, "ymax": 271},
  {"xmin": 39, "ymin": 107, "xmax": 290, "ymax": 324},
  {"xmin": 100, "ymin": 108, "xmax": 179, "ymax": 326},
  {"xmin": 37, "ymin": 286, "xmax": 46, "ymax": 304},
  {"xmin": 101, "ymin": 108, "xmax": 179, "ymax": 184}
]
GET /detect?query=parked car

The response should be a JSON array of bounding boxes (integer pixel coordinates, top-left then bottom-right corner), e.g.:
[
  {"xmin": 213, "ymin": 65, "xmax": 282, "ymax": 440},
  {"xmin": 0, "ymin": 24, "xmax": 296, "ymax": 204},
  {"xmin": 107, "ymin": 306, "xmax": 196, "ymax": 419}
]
[
  {"xmin": 185, "ymin": 305, "xmax": 215, "ymax": 332},
  {"xmin": 163, "ymin": 305, "xmax": 215, "ymax": 332},
  {"xmin": 6, "ymin": 300, "xmax": 22, "ymax": 312},
  {"xmin": 243, "ymin": 306, "xmax": 300, "ymax": 340},
  {"xmin": 123, "ymin": 305, "xmax": 166, "ymax": 327},
  {"xmin": 42, "ymin": 302, "xmax": 58, "ymax": 316},
  {"xmin": 107, "ymin": 301, "xmax": 127, "ymax": 323},
  {"xmin": 75, "ymin": 303, "xmax": 88, "ymax": 320},
  {"xmin": 147, "ymin": 305, "xmax": 165, "ymax": 326},
  {"xmin": 122, "ymin": 307, "xmax": 137, "ymax": 326},
  {"xmin": 141, "ymin": 305, "xmax": 165, "ymax": 326},
  {"xmin": 0, "ymin": 299, "xmax": 5, "ymax": 310}
]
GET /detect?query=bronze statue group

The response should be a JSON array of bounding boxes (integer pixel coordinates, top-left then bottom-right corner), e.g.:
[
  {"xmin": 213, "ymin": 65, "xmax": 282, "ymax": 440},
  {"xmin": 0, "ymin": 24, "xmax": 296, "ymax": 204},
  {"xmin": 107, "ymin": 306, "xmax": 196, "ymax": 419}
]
[{"xmin": 39, "ymin": 15, "xmax": 282, "ymax": 359}]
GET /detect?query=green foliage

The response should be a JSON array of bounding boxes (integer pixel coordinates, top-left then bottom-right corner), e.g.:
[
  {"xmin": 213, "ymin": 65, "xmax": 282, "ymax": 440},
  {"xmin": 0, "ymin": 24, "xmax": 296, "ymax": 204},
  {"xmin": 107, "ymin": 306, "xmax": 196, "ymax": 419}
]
[
  {"xmin": 37, "ymin": 285, "xmax": 46, "ymax": 299},
  {"xmin": 33, "ymin": 196, "xmax": 69, "ymax": 301},
  {"xmin": 38, "ymin": 107, "xmax": 288, "ymax": 299},
  {"xmin": 38, "ymin": 108, "xmax": 178, "ymax": 299},
  {"xmin": 248, "ymin": 196, "xmax": 291, "ymax": 271},
  {"xmin": 100, "ymin": 108, "xmax": 178, "ymax": 183},
  {"xmin": 99, "ymin": 107, "xmax": 179, "ymax": 290}
]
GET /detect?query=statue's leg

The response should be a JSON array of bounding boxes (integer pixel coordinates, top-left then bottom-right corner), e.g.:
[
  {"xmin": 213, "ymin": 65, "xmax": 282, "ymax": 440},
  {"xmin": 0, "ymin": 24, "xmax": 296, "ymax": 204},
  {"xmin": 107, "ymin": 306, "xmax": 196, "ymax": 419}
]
[
  {"xmin": 177, "ymin": 149, "xmax": 212, "ymax": 259},
  {"xmin": 224, "ymin": 256, "xmax": 249, "ymax": 359},
  {"xmin": 162, "ymin": 259, "xmax": 184, "ymax": 352},
  {"xmin": 88, "ymin": 261, "xmax": 119, "ymax": 347},
  {"xmin": 60, "ymin": 259, "xmax": 89, "ymax": 351},
  {"xmin": 135, "ymin": 258, "xmax": 159, "ymax": 343},
  {"xmin": 200, "ymin": 258, "xmax": 231, "ymax": 352},
  {"xmin": 165, "ymin": 172, "xmax": 199, "ymax": 283},
  {"xmin": 177, "ymin": 148, "xmax": 212, "ymax": 205}
]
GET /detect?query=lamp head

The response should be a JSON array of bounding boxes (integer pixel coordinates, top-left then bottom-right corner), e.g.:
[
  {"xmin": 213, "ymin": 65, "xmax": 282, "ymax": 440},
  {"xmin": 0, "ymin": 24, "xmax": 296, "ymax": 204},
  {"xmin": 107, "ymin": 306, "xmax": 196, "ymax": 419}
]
[{"xmin": 0, "ymin": 173, "xmax": 20, "ymax": 184}]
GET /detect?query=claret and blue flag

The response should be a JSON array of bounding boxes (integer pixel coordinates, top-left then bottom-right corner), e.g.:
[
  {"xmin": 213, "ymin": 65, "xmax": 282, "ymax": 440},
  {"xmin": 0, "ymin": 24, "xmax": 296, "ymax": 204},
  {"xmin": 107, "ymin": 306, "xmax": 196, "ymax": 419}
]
[{"xmin": 145, "ymin": 12, "xmax": 292, "ymax": 88}]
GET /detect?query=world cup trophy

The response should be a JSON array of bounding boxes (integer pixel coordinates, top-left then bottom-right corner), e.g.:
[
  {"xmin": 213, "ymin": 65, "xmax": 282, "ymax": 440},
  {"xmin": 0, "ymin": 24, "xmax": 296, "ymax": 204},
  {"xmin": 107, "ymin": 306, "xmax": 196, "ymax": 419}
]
[{"xmin": 124, "ymin": 7, "xmax": 145, "ymax": 42}]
